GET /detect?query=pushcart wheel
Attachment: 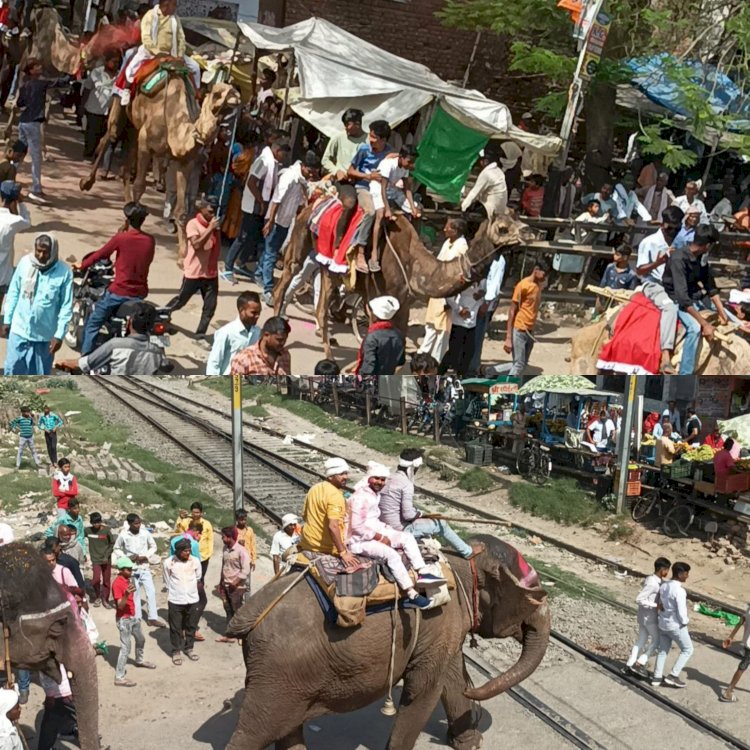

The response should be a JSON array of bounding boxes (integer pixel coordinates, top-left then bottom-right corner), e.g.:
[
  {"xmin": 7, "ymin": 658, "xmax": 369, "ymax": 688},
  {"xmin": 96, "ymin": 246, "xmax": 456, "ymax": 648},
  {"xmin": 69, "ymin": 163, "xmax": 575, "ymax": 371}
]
[
  {"xmin": 663, "ymin": 505, "xmax": 694, "ymax": 538},
  {"xmin": 632, "ymin": 491, "xmax": 657, "ymax": 522}
]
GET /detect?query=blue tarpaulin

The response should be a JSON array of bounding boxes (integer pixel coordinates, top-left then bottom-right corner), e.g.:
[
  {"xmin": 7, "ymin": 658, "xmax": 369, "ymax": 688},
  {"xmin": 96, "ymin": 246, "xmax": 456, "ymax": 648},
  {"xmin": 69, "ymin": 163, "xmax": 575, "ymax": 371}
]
[{"xmin": 626, "ymin": 54, "xmax": 750, "ymax": 132}]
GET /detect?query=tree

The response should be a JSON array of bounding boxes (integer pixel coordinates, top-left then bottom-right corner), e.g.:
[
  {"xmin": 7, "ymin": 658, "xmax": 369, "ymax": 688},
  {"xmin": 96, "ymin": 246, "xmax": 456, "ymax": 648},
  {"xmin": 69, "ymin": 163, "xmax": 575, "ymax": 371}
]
[{"xmin": 439, "ymin": 0, "xmax": 750, "ymax": 186}]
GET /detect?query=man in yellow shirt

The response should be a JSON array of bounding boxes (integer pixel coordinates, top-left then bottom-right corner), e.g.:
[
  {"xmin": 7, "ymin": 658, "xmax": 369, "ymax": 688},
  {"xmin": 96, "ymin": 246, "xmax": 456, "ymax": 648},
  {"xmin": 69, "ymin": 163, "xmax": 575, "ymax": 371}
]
[
  {"xmin": 504, "ymin": 261, "xmax": 547, "ymax": 376},
  {"xmin": 123, "ymin": 0, "xmax": 201, "ymax": 101},
  {"xmin": 300, "ymin": 457, "xmax": 357, "ymax": 570},
  {"xmin": 655, "ymin": 424, "xmax": 682, "ymax": 468},
  {"xmin": 174, "ymin": 501, "xmax": 214, "ymax": 581},
  {"xmin": 234, "ymin": 509, "xmax": 256, "ymax": 573}
]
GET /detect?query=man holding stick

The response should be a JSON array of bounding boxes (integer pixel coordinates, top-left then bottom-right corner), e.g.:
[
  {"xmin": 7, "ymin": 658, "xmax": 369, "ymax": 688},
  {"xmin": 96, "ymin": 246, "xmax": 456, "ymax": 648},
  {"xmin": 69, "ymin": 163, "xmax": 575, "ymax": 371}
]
[{"xmin": 378, "ymin": 448, "xmax": 474, "ymax": 558}]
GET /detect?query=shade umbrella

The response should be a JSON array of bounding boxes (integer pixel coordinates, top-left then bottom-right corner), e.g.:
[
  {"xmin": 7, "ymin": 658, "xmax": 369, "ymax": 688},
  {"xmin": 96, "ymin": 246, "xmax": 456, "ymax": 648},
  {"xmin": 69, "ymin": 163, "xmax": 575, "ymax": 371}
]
[{"xmin": 517, "ymin": 375, "xmax": 599, "ymax": 396}]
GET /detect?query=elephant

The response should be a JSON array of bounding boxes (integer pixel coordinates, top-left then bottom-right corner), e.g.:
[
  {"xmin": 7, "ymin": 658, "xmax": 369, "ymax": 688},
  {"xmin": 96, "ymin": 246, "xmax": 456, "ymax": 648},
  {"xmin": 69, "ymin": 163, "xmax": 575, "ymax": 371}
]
[
  {"xmin": 225, "ymin": 534, "xmax": 550, "ymax": 750},
  {"xmin": 0, "ymin": 543, "xmax": 103, "ymax": 750}
]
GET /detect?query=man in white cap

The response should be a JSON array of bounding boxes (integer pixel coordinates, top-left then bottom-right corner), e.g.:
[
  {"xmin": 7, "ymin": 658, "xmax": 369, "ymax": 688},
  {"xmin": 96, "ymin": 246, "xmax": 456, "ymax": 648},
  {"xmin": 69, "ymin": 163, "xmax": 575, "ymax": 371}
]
[
  {"xmin": 271, "ymin": 513, "xmax": 300, "ymax": 575},
  {"xmin": 379, "ymin": 449, "xmax": 474, "ymax": 558},
  {"xmin": 300, "ymin": 457, "xmax": 357, "ymax": 569},
  {"xmin": 0, "ymin": 687, "xmax": 22, "ymax": 750},
  {"xmin": 347, "ymin": 461, "xmax": 445, "ymax": 609},
  {"xmin": 355, "ymin": 295, "xmax": 404, "ymax": 376}
]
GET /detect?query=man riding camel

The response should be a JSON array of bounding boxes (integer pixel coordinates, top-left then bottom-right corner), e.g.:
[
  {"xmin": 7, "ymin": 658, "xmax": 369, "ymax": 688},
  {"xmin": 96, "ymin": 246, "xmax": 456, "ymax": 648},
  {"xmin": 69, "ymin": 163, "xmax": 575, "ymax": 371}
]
[
  {"xmin": 112, "ymin": 0, "xmax": 200, "ymax": 111},
  {"xmin": 347, "ymin": 461, "xmax": 445, "ymax": 609}
]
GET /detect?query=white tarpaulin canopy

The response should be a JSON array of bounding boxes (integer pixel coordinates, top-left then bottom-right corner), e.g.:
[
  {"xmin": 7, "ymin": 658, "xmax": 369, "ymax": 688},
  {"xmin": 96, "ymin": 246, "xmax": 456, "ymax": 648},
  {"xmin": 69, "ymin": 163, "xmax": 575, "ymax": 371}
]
[{"xmin": 236, "ymin": 17, "xmax": 560, "ymax": 156}]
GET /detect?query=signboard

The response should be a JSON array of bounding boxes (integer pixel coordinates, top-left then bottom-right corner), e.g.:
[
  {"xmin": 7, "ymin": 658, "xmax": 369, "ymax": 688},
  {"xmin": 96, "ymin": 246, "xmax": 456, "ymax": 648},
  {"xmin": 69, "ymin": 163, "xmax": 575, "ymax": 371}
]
[
  {"xmin": 580, "ymin": 11, "xmax": 611, "ymax": 80},
  {"xmin": 490, "ymin": 383, "xmax": 519, "ymax": 396}
]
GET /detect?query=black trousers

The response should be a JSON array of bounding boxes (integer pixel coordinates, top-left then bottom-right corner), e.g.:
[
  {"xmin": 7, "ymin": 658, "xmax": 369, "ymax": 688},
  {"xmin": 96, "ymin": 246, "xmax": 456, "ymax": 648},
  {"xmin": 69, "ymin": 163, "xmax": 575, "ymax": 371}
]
[
  {"xmin": 44, "ymin": 431, "xmax": 58, "ymax": 464},
  {"xmin": 83, "ymin": 111, "xmax": 108, "ymax": 160},
  {"xmin": 439, "ymin": 325, "xmax": 477, "ymax": 378},
  {"xmin": 38, "ymin": 697, "xmax": 77, "ymax": 750},
  {"xmin": 166, "ymin": 277, "xmax": 219, "ymax": 334},
  {"xmin": 167, "ymin": 600, "xmax": 200, "ymax": 654}
]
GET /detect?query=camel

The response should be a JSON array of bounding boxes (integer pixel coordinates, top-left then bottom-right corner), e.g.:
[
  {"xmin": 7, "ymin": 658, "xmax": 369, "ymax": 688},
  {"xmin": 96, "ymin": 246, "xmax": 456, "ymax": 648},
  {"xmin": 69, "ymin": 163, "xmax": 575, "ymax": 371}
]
[
  {"xmin": 30, "ymin": 6, "xmax": 82, "ymax": 75},
  {"xmin": 274, "ymin": 210, "xmax": 531, "ymax": 361},
  {"xmin": 80, "ymin": 72, "xmax": 240, "ymax": 258}
]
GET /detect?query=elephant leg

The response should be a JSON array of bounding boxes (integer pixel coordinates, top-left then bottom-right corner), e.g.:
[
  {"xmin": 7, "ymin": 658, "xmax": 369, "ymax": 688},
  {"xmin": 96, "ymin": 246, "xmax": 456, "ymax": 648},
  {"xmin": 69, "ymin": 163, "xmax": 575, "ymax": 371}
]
[
  {"xmin": 276, "ymin": 724, "xmax": 306, "ymax": 750},
  {"xmin": 441, "ymin": 653, "xmax": 482, "ymax": 750},
  {"xmin": 386, "ymin": 668, "xmax": 446, "ymax": 750},
  {"xmin": 63, "ymin": 616, "xmax": 101, "ymax": 750}
]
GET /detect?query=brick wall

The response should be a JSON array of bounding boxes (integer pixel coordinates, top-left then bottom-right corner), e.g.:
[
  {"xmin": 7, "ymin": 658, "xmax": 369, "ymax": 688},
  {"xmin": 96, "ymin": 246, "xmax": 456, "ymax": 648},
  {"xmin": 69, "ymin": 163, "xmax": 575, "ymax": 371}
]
[{"xmin": 257, "ymin": 0, "xmax": 538, "ymax": 112}]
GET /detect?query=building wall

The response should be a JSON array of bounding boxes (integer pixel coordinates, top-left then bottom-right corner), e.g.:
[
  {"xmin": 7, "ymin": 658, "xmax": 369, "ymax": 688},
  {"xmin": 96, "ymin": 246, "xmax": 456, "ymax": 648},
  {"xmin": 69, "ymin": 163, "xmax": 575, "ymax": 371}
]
[{"xmin": 258, "ymin": 0, "xmax": 533, "ymax": 110}]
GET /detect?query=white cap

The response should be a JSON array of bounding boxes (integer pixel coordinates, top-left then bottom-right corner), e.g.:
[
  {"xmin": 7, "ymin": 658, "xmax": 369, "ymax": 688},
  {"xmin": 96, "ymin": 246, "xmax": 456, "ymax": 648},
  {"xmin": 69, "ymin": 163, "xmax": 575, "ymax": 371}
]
[
  {"xmin": 325, "ymin": 457, "xmax": 350, "ymax": 476},
  {"xmin": 0, "ymin": 522, "xmax": 14, "ymax": 546},
  {"xmin": 368, "ymin": 295, "xmax": 399, "ymax": 321},
  {"xmin": 366, "ymin": 461, "xmax": 390, "ymax": 479},
  {"xmin": 281, "ymin": 513, "xmax": 298, "ymax": 528}
]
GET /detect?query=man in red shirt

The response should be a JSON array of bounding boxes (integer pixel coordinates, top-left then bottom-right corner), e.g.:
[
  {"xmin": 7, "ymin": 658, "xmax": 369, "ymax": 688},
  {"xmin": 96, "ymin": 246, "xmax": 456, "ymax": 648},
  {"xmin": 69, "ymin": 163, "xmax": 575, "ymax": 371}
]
[
  {"xmin": 704, "ymin": 426, "xmax": 725, "ymax": 451},
  {"xmin": 77, "ymin": 202, "xmax": 155, "ymax": 354},
  {"xmin": 112, "ymin": 557, "xmax": 155, "ymax": 687},
  {"xmin": 714, "ymin": 438, "xmax": 736, "ymax": 484},
  {"xmin": 165, "ymin": 195, "xmax": 220, "ymax": 337}
]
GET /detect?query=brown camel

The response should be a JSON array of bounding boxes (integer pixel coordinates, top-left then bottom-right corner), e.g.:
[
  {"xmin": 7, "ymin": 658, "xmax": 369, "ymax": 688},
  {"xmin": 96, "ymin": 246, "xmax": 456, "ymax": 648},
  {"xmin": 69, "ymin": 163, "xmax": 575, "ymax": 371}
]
[
  {"xmin": 274, "ymin": 210, "xmax": 531, "ymax": 361},
  {"xmin": 30, "ymin": 6, "xmax": 82, "ymax": 75},
  {"xmin": 80, "ymin": 76, "xmax": 240, "ymax": 259}
]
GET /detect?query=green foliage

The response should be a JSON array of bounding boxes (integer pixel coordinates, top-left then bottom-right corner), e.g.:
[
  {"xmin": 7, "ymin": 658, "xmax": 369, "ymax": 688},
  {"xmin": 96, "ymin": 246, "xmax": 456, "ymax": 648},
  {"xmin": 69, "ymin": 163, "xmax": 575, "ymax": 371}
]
[
  {"xmin": 509, "ymin": 42, "xmax": 576, "ymax": 81},
  {"xmin": 509, "ymin": 477, "xmax": 608, "ymax": 526},
  {"xmin": 457, "ymin": 467, "xmax": 495, "ymax": 493},
  {"xmin": 532, "ymin": 91, "xmax": 569, "ymax": 119},
  {"xmin": 638, "ymin": 125, "xmax": 699, "ymax": 171}
]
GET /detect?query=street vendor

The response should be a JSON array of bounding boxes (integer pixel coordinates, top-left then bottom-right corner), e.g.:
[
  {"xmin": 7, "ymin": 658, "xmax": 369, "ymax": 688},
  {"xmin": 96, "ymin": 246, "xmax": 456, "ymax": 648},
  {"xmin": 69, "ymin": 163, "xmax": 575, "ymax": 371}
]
[
  {"xmin": 714, "ymin": 438, "xmax": 737, "ymax": 484},
  {"xmin": 704, "ymin": 425, "xmax": 725, "ymax": 451},
  {"xmin": 655, "ymin": 424, "xmax": 683, "ymax": 468}
]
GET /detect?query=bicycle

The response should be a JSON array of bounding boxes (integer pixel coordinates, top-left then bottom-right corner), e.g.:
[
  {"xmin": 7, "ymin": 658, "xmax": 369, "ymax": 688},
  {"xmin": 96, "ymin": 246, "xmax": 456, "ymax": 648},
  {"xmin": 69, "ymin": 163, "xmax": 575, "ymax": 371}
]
[
  {"xmin": 662, "ymin": 502, "xmax": 695, "ymax": 538},
  {"xmin": 631, "ymin": 478, "xmax": 680, "ymax": 522},
  {"xmin": 517, "ymin": 438, "xmax": 552, "ymax": 485}
]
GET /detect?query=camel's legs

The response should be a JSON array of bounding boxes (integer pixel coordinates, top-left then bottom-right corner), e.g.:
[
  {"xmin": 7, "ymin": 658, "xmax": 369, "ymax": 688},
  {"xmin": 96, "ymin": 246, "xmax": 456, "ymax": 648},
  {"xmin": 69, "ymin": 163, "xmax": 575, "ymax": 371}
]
[
  {"xmin": 80, "ymin": 104, "xmax": 120, "ymax": 191},
  {"xmin": 272, "ymin": 224, "xmax": 309, "ymax": 315},
  {"xmin": 317, "ymin": 269, "xmax": 334, "ymax": 360},
  {"xmin": 132, "ymin": 130, "xmax": 151, "ymax": 204},
  {"xmin": 173, "ymin": 163, "xmax": 189, "ymax": 262}
]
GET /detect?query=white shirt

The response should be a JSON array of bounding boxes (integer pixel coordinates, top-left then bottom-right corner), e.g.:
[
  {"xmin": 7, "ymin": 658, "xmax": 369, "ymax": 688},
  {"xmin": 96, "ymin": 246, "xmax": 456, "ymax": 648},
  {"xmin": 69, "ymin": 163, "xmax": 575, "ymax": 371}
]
[
  {"xmin": 437, "ymin": 236, "xmax": 468, "ymax": 262},
  {"xmin": 709, "ymin": 198, "xmax": 733, "ymax": 229},
  {"xmin": 484, "ymin": 255, "xmax": 507, "ymax": 303},
  {"xmin": 270, "ymin": 161, "xmax": 308, "ymax": 228},
  {"xmin": 370, "ymin": 156, "xmax": 410, "ymax": 211},
  {"xmin": 742, "ymin": 604, "xmax": 750, "ymax": 648},
  {"xmin": 241, "ymin": 146, "xmax": 278, "ymax": 213},
  {"xmin": 613, "ymin": 184, "xmax": 651, "ymax": 221},
  {"xmin": 0, "ymin": 204, "xmax": 30, "ymax": 287},
  {"xmin": 658, "ymin": 579, "xmax": 689, "ymax": 631},
  {"xmin": 461, "ymin": 163, "xmax": 508, "ymax": 217},
  {"xmin": 113, "ymin": 527, "xmax": 157, "ymax": 569},
  {"xmin": 162, "ymin": 554, "xmax": 201, "ymax": 605},
  {"xmin": 588, "ymin": 420, "xmax": 604, "ymax": 447},
  {"xmin": 83, "ymin": 65, "xmax": 115, "ymax": 116},
  {"xmin": 637, "ymin": 228, "xmax": 671, "ymax": 283},
  {"xmin": 635, "ymin": 574, "xmax": 662, "ymax": 610},
  {"xmin": 270, "ymin": 529, "xmax": 300, "ymax": 573},
  {"xmin": 673, "ymin": 195, "xmax": 708, "ymax": 224},
  {"xmin": 446, "ymin": 280, "xmax": 486, "ymax": 329},
  {"xmin": 206, "ymin": 317, "xmax": 260, "ymax": 375}
]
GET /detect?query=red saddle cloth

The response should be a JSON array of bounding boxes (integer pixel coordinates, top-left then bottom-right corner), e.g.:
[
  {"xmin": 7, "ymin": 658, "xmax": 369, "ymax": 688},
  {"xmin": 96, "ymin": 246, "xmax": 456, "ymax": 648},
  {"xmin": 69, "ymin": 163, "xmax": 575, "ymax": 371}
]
[
  {"xmin": 314, "ymin": 201, "xmax": 363, "ymax": 274},
  {"xmin": 596, "ymin": 292, "xmax": 662, "ymax": 374}
]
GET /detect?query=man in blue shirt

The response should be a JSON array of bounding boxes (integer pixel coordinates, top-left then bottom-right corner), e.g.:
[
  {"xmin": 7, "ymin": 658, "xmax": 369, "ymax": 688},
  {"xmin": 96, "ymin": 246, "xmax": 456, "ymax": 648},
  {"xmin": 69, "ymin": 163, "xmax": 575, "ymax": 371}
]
[
  {"xmin": 206, "ymin": 291, "xmax": 262, "ymax": 375},
  {"xmin": 9, "ymin": 405, "xmax": 41, "ymax": 469},
  {"xmin": 38, "ymin": 404, "xmax": 64, "ymax": 466},
  {"xmin": 347, "ymin": 119, "xmax": 393, "ymax": 273},
  {"xmin": 2, "ymin": 232, "xmax": 72, "ymax": 375}
]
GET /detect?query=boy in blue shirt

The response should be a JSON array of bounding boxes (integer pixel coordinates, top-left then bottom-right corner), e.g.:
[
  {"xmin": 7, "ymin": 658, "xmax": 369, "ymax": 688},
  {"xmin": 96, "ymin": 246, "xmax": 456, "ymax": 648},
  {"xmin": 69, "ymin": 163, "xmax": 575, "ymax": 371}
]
[
  {"xmin": 596, "ymin": 244, "xmax": 639, "ymax": 315},
  {"xmin": 9, "ymin": 406, "xmax": 41, "ymax": 469}
]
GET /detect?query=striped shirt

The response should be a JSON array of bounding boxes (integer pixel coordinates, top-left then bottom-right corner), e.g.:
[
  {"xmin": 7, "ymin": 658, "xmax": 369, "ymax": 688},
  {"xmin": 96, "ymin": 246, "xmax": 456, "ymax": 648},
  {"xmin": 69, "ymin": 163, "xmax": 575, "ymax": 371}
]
[
  {"xmin": 38, "ymin": 412, "xmax": 63, "ymax": 431},
  {"xmin": 9, "ymin": 416, "xmax": 34, "ymax": 437}
]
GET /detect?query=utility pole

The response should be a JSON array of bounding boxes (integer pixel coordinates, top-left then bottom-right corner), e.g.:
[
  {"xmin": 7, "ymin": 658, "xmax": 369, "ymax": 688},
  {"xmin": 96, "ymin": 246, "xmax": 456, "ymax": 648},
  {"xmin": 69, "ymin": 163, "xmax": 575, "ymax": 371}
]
[
  {"xmin": 615, "ymin": 375, "xmax": 638, "ymax": 514},
  {"xmin": 231, "ymin": 375, "xmax": 244, "ymax": 513}
]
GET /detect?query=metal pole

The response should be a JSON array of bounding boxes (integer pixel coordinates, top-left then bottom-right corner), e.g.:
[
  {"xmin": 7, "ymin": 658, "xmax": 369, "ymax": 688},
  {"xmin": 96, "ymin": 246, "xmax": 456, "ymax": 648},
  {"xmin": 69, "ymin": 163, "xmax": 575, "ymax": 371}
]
[
  {"xmin": 279, "ymin": 51, "xmax": 295, "ymax": 127},
  {"xmin": 615, "ymin": 375, "xmax": 638, "ymax": 514},
  {"xmin": 231, "ymin": 374, "xmax": 244, "ymax": 513}
]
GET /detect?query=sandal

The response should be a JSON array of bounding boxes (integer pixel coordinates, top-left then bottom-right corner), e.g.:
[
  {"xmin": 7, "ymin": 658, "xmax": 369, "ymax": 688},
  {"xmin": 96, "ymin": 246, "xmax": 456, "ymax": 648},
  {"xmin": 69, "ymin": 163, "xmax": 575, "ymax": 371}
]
[
  {"xmin": 172, "ymin": 653, "xmax": 182, "ymax": 666},
  {"xmin": 719, "ymin": 693, "xmax": 737, "ymax": 703},
  {"xmin": 184, "ymin": 650, "xmax": 199, "ymax": 661},
  {"xmin": 193, "ymin": 631, "xmax": 205, "ymax": 642},
  {"xmin": 215, "ymin": 636, "xmax": 235, "ymax": 643}
]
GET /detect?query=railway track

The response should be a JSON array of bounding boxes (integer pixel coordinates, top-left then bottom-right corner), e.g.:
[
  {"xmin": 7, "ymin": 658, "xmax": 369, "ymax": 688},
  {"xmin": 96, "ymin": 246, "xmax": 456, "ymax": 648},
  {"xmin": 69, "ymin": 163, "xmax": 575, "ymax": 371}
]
[{"xmin": 92, "ymin": 376, "xmax": 748, "ymax": 749}]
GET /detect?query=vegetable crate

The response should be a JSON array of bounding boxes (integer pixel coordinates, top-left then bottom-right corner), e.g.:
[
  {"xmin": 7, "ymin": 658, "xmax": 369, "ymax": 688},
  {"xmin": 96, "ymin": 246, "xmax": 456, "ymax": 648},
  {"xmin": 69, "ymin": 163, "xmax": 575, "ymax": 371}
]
[
  {"xmin": 662, "ymin": 460, "xmax": 692, "ymax": 480},
  {"xmin": 465, "ymin": 442, "xmax": 492, "ymax": 466}
]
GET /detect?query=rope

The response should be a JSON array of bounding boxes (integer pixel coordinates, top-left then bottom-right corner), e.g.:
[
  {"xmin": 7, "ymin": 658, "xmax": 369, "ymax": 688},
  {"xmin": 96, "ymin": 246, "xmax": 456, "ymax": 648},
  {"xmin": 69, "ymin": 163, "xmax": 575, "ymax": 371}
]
[
  {"xmin": 383, "ymin": 585, "xmax": 422, "ymax": 713},
  {"xmin": 383, "ymin": 229, "xmax": 414, "ymax": 296},
  {"xmin": 454, "ymin": 560, "xmax": 479, "ymax": 649},
  {"xmin": 244, "ymin": 563, "xmax": 311, "ymax": 633}
]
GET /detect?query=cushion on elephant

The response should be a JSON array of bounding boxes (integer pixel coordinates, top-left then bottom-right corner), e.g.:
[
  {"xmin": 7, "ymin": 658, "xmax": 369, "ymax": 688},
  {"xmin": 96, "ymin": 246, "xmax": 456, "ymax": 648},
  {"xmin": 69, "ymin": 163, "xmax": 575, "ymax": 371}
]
[{"xmin": 7, "ymin": 601, "xmax": 73, "ymax": 675}]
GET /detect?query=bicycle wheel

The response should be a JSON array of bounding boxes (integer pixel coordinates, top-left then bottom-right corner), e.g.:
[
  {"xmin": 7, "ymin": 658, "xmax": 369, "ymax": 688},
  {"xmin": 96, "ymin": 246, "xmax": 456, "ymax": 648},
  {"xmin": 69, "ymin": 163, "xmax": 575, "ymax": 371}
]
[
  {"xmin": 517, "ymin": 448, "xmax": 534, "ymax": 480},
  {"xmin": 533, "ymin": 450, "xmax": 552, "ymax": 485},
  {"xmin": 663, "ymin": 505, "xmax": 694, "ymax": 538},
  {"xmin": 631, "ymin": 491, "xmax": 657, "ymax": 522}
]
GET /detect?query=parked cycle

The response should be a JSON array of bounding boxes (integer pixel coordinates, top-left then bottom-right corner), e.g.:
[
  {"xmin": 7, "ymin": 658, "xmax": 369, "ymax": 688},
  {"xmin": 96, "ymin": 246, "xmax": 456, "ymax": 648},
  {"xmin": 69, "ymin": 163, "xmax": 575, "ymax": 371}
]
[
  {"xmin": 517, "ymin": 438, "xmax": 552, "ymax": 485},
  {"xmin": 631, "ymin": 477, "xmax": 681, "ymax": 523}
]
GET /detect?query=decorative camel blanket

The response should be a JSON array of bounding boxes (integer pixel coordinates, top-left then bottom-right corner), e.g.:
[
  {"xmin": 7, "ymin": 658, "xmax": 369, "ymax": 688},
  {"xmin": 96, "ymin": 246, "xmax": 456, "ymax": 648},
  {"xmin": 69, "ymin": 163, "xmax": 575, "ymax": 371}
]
[
  {"xmin": 596, "ymin": 292, "xmax": 663, "ymax": 374},
  {"xmin": 314, "ymin": 200, "xmax": 364, "ymax": 275}
]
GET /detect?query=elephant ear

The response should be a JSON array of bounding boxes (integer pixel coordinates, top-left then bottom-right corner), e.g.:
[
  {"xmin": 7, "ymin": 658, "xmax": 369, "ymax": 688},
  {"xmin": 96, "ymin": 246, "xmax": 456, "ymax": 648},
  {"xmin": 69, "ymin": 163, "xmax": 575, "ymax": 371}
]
[{"xmin": 471, "ymin": 536, "xmax": 547, "ymax": 638}]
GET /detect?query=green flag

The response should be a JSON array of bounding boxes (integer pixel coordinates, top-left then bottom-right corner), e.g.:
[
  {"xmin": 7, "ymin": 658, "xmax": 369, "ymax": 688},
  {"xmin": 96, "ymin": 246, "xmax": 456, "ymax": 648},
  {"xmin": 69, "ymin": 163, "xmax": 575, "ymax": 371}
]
[{"xmin": 414, "ymin": 106, "xmax": 489, "ymax": 203}]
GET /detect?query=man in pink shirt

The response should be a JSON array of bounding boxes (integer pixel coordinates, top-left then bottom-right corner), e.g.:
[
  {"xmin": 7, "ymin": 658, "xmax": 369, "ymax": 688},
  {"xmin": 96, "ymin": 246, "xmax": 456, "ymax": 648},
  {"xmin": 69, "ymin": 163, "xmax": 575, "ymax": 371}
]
[{"xmin": 167, "ymin": 195, "xmax": 221, "ymax": 337}]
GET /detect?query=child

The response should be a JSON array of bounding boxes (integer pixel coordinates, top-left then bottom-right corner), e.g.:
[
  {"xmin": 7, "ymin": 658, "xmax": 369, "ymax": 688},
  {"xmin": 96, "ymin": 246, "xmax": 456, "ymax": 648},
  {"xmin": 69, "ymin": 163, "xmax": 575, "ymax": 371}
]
[
  {"xmin": 0, "ymin": 140, "xmax": 27, "ymax": 183},
  {"xmin": 520, "ymin": 174, "xmax": 545, "ymax": 217},
  {"xmin": 574, "ymin": 199, "xmax": 610, "ymax": 243},
  {"xmin": 369, "ymin": 145, "xmax": 420, "ymax": 272},
  {"xmin": 9, "ymin": 406, "xmax": 41, "ymax": 470},
  {"xmin": 439, "ymin": 280, "xmax": 486, "ymax": 377},
  {"xmin": 88, "ymin": 512, "xmax": 115, "ymax": 607},
  {"xmin": 720, "ymin": 602, "xmax": 750, "ymax": 702},
  {"xmin": 624, "ymin": 556, "xmax": 671, "ymax": 677},
  {"xmin": 235, "ymin": 510, "xmax": 257, "ymax": 576},
  {"xmin": 596, "ymin": 244, "xmax": 639, "ymax": 314},
  {"xmin": 52, "ymin": 458, "xmax": 78, "ymax": 518},
  {"xmin": 112, "ymin": 557, "xmax": 155, "ymax": 687}
]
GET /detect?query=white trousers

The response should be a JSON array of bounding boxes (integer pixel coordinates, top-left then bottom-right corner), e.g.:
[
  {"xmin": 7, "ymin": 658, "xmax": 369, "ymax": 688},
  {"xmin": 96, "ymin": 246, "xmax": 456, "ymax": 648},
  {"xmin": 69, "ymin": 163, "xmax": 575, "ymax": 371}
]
[
  {"xmin": 283, "ymin": 254, "xmax": 320, "ymax": 309},
  {"xmin": 626, "ymin": 611, "xmax": 659, "ymax": 667},
  {"xmin": 125, "ymin": 46, "xmax": 201, "ymax": 89},
  {"xmin": 419, "ymin": 324, "xmax": 449, "ymax": 362},
  {"xmin": 350, "ymin": 529, "xmax": 425, "ymax": 591}
]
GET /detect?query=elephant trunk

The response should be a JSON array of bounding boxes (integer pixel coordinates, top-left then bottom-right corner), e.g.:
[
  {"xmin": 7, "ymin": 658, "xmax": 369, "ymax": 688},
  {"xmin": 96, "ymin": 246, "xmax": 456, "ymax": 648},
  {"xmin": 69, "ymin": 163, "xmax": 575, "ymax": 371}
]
[
  {"xmin": 63, "ymin": 617, "xmax": 101, "ymax": 750},
  {"xmin": 464, "ymin": 601, "xmax": 550, "ymax": 701}
]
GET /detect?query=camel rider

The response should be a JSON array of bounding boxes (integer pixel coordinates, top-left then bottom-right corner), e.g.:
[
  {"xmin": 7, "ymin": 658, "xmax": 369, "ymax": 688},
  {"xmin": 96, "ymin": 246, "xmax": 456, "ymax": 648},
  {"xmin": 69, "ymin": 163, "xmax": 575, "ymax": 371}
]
[
  {"xmin": 299, "ymin": 457, "xmax": 358, "ymax": 570},
  {"xmin": 379, "ymin": 449, "xmax": 474, "ymax": 558},
  {"xmin": 119, "ymin": 0, "xmax": 200, "ymax": 106},
  {"xmin": 347, "ymin": 461, "xmax": 445, "ymax": 609}
]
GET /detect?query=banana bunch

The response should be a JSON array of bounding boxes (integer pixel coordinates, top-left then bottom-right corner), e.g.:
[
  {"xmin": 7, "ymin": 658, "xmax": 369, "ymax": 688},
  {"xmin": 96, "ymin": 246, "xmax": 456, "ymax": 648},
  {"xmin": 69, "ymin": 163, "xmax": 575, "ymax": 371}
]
[
  {"xmin": 683, "ymin": 445, "xmax": 717, "ymax": 462},
  {"xmin": 642, "ymin": 436, "xmax": 656, "ymax": 446},
  {"xmin": 736, "ymin": 459, "xmax": 750, "ymax": 471}
]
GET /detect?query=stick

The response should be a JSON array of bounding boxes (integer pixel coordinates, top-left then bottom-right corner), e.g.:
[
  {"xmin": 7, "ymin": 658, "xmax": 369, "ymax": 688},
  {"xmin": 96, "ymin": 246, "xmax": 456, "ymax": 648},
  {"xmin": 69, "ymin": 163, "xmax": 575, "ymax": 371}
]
[
  {"xmin": 426, "ymin": 515, "xmax": 512, "ymax": 527},
  {"xmin": 245, "ymin": 563, "xmax": 311, "ymax": 633}
]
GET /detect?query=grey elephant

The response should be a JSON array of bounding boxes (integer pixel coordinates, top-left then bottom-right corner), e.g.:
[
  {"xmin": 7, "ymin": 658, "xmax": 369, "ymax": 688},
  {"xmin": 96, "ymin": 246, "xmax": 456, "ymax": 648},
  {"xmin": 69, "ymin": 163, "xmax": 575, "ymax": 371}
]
[
  {"xmin": 226, "ymin": 534, "xmax": 550, "ymax": 750},
  {"xmin": 0, "ymin": 543, "xmax": 103, "ymax": 750}
]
